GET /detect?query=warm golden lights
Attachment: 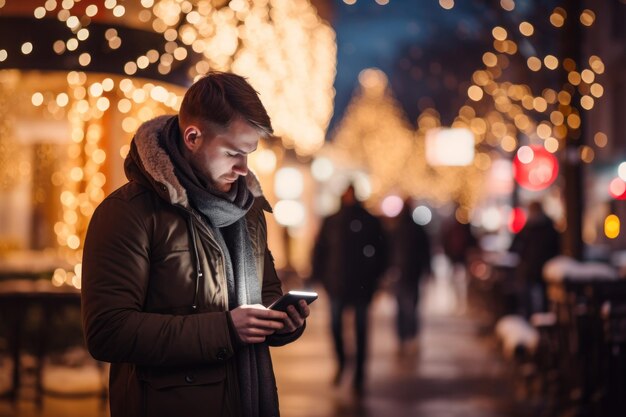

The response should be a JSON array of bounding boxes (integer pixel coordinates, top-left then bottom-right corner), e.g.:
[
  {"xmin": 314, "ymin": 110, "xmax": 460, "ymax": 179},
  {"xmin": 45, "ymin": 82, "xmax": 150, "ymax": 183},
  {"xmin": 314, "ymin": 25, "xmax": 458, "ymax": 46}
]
[
  {"xmin": 580, "ymin": 9, "xmax": 596, "ymax": 26},
  {"xmin": 482, "ymin": 52, "xmax": 498, "ymax": 67},
  {"xmin": 605, "ymin": 215, "xmax": 620, "ymax": 239},
  {"xmin": 594, "ymin": 132, "xmax": 608, "ymax": 148},
  {"xmin": 527, "ymin": 56, "xmax": 542, "ymax": 71},
  {"xmin": 0, "ymin": 1, "xmax": 613, "ymax": 281},
  {"xmin": 519, "ymin": 21, "xmax": 534, "ymax": 36},
  {"xmin": 567, "ymin": 113, "xmax": 581, "ymax": 129},
  {"xmin": 580, "ymin": 145, "xmax": 594, "ymax": 163},
  {"xmin": 550, "ymin": 111, "xmax": 564, "ymax": 126},
  {"xmin": 501, "ymin": 135, "xmax": 517, "ymax": 152},
  {"xmin": 468, "ymin": 85, "xmax": 484, "ymax": 101},
  {"xmin": 550, "ymin": 7, "xmax": 566, "ymax": 27},
  {"xmin": 544, "ymin": 137, "xmax": 559, "ymax": 153},
  {"xmin": 500, "ymin": 0, "xmax": 515, "ymax": 12},
  {"xmin": 492, "ymin": 26, "xmax": 508, "ymax": 41},
  {"xmin": 543, "ymin": 55, "xmax": 558, "ymax": 70},
  {"xmin": 589, "ymin": 55, "xmax": 605, "ymax": 74},
  {"xmin": 5, "ymin": 0, "xmax": 337, "ymax": 157},
  {"xmin": 568, "ymin": 71, "xmax": 582, "ymax": 85},
  {"xmin": 21, "ymin": 42, "xmax": 33, "ymax": 55},
  {"xmin": 580, "ymin": 95, "xmax": 594, "ymax": 110},
  {"xmin": 533, "ymin": 97, "xmax": 548, "ymax": 112},
  {"xmin": 439, "ymin": 0, "xmax": 455, "ymax": 10},
  {"xmin": 590, "ymin": 83, "xmax": 604, "ymax": 98},
  {"xmin": 536, "ymin": 123, "xmax": 551, "ymax": 139}
]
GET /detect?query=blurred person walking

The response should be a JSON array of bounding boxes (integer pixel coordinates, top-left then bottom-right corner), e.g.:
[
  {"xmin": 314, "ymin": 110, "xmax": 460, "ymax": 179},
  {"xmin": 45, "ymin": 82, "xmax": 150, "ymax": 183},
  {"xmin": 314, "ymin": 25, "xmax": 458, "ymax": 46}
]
[
  {"xmin": 81, "ymin": 72, "xmax": 310, "ymax": 417},
  {"xmin": 312, "ymin": 184, "xmax": 388, "ymax": 394},
  {"xmin": 509, "ymin": 201, "xmax": 560, "ymax": 316},
  {"xmin": 389, "ymin": 200, "xmax": 432, "ymax": 355},
  {"xmin": 441, "ymin": 212, "xmax": 478, "ymax": 313}
]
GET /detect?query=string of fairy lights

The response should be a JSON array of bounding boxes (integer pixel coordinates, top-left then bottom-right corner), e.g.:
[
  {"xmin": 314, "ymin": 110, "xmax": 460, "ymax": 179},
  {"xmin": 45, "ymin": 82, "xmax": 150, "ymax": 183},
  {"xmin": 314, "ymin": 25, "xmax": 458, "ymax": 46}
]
[
  {"xmin": 0, "ymin": 78, "xmax": 23, "ymax": 195},
  {"xmin": 0, "ymin": 0, "xmax": 336, "ymax": 288},
  {"xmin": 4, "ymin": 0, "xmax": 336, "ymax": 156},
  {"xmin": 449, "ymin": 1, "xmax": 611, "ymax": 236},
  {"xmin": 3, "ymin": 71, "xmax": 183, "ymax": 288},
  {"xmin": 459, "ymin": 6, "xmax": 605, "ymax": 161},
  {"xmin": 328, "ymin": 0, "xmax": 610, "ymax": 231},
  {"xmin": 0, "ymin": 0, "xmax": 619, "ymax": 288}
]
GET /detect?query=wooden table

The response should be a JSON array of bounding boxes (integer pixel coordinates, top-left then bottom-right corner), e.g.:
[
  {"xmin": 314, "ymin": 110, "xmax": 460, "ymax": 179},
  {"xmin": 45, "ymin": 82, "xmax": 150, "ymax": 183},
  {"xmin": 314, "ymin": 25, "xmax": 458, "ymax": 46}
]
[{"xmin": 0, "ymin": 280, "xmax": 81, "ymax": 405}]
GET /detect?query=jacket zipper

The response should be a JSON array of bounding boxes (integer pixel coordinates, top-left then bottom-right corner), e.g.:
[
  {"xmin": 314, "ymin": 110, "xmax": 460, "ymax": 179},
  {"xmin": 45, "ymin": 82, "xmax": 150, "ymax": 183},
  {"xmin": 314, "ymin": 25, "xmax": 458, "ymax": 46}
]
[
  {"xmin": 179, "ymin": 207, "xmax": 229, "ymax": 310},
  {"xmin": 186, "ymin": 217, "xmax": 201, "ymax": 311}
]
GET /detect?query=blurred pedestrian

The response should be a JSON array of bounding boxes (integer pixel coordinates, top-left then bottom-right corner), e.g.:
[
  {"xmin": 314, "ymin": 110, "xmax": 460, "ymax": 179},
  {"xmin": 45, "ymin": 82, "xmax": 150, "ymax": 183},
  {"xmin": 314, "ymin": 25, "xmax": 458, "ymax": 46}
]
[
  {"xmin": 441, "ymin": 211, "xmax": 478, "ymax": 313},
  {"xmin": 390, "ymin": 199, "xmax": 432, "ymax": 355},
  {"xmin": 312, "ymin": 184, "xmax": 388, "ymax": 394},
  {"xmin": 509, "ymin": 201, "xmax": 560, "ymax": 316}
]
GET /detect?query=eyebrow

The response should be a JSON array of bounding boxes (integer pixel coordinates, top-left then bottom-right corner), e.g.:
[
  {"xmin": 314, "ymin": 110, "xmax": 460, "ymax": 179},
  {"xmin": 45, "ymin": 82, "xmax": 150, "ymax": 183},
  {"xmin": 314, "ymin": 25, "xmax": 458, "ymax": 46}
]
[{"xmin": 229, "ymin": 144, "xmax": 258, "ymax": 154}]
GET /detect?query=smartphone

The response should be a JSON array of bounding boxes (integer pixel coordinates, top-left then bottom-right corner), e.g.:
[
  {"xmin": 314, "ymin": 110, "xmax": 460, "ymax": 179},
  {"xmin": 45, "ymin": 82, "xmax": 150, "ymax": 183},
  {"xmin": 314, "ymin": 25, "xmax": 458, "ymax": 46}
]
[{"xmin": 268, "ymin": 290, "xmax": 318, "ymax": 312}]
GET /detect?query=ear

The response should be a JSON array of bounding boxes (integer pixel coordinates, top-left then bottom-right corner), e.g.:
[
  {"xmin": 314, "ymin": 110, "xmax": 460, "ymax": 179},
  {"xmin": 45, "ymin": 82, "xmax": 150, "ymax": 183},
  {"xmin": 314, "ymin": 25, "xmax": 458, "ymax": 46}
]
[{"xmin": 182, "ymin": 125, "xmax": 202, "ymax": 151}]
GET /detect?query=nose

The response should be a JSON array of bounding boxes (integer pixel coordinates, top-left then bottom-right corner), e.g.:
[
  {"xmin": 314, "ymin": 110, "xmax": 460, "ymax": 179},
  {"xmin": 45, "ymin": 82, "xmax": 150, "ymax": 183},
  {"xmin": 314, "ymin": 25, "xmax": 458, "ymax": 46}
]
[{"xmin": 232, "ymin": 155, "xmax": 248, "ymax": 176}]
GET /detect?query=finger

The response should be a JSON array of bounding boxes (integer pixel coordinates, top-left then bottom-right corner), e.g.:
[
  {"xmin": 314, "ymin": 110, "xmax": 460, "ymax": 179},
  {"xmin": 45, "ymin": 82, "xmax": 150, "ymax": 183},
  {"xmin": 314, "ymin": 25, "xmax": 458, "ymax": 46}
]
[
  {"xmin": 242, "ymin": 304, "xmax": 287, "ymax": 319},
  {"xmin": 287, "ymin": 302, "xmax": 308, "ymax": 323},
  {"xmin": 256, "ymin": 308, "xmax": 289, "ymax": 321},
  {"xmin": 243, "ymin": 327, "xmax": 276, "ymax": 337},
  {"xmin": 297, "ymin": 300, "xmax": 311, "ymax": 318},
  {"xmin": 242, "ymin": 336, "xmax": 266, "ymax": 344},
  {"xmin": 277, "ymin": 307, "xmax": 302, "ymax": 333},
  {"xmin": 250, "ymin": 317, "xmax": 284, "ymax": 331},
  {"xmin": 281, "ymin": 323, "xmax": 297, "ymax": 334},
  {"xmin": 241, "ymin": 308, "xmax": 286, "ymax": 325},
  {"xmin": 286, "ymin": 305, "xmax": 303, "ymax": 326},
  {"xmin": 279, "ymin": 318, "xmax": 297, "ymax": 334}
]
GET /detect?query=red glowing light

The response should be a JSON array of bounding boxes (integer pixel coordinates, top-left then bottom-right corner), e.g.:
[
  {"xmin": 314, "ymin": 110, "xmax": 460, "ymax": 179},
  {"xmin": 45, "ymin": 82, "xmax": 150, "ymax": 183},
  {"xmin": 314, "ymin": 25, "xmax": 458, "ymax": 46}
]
[
  {"xmin": 508, "ymin": 207, "xmax": 527, "ymax": 234},
  {"xmin": 609, "ymin": 177, "xmax": 626, "ymax": 200},
  {"xmin": 513, "ymin": 145, "xmax": 559, "ymax": 191}
]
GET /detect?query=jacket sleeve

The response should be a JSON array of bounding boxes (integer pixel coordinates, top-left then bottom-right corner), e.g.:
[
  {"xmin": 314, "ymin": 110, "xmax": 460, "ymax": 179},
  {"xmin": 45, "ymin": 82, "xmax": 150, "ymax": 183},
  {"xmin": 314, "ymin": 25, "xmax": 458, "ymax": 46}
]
[
  {"xmin": 261, "ymin": 249, "xmax": 283, "ymax": 307},
  {"xmin": 258, "ymin": 224, "xmax": 305, "ymax": 346},
  {"xmin": 264, "ymin": 249, "xmax": 305, "ymax": 346},
  {"xmin": 81, "ymin": 197, "xmax": 234, "ymax": 367}
]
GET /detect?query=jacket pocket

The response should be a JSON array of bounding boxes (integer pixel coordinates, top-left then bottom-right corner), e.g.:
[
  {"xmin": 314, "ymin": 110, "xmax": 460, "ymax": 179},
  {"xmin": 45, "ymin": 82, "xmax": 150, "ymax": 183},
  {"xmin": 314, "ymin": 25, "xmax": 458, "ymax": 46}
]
[{"xmin": 138, "ymin": 365, "xmax": 226, "ymax": 417}]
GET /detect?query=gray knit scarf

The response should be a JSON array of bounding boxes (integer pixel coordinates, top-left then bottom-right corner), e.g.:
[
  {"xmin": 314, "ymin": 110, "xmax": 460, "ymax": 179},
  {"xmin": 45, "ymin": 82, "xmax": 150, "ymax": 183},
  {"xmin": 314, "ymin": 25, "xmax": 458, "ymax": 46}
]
[{"xmin": 159, "ymin": 116, "xmax": 276, "ymax": 417}]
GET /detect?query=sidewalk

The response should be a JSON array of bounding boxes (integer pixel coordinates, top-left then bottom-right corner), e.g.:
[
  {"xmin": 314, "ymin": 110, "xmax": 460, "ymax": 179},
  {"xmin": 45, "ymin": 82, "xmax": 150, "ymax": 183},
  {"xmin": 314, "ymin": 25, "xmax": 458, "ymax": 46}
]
[
  {"xmin": 0, "ymin": 268, "xmax": 529, "ymax": 417},
  {"xmin": 272, "ymin": 275, "xmax": 530, "ymax": 417}
]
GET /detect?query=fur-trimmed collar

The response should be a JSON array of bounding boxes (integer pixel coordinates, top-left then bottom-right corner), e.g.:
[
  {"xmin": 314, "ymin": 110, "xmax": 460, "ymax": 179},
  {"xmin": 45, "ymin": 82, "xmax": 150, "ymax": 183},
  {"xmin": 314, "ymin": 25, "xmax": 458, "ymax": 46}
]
[{"xmin": 132, "ymin": 115, "xmax": 267, "ymax": 209}]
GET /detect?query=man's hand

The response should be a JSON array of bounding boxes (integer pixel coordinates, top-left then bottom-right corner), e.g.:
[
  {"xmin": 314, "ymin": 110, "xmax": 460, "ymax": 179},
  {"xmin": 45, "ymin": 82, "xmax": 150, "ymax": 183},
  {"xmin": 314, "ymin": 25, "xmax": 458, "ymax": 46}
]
[
  {"xmin": 230, "ymin": 304, "xmax": 287, "ymax": 344},
  {"xmin": 276, "ymin": 300, "xmax": 310, "ymax": 334}
]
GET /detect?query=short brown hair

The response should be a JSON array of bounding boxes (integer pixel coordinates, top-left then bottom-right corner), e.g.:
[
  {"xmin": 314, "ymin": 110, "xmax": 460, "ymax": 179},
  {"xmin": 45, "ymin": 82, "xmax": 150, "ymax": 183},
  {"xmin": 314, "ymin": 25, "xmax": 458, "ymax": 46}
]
[{"xmin": 179, "ymin": 71, "xmax": 273, "ymax": 136}]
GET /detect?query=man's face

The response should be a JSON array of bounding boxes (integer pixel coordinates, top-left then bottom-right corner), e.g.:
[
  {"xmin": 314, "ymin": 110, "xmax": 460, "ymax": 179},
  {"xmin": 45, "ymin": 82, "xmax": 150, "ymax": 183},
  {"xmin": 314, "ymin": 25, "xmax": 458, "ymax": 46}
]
[{"xmin": 187, "ymin": 117, "xmax": 260, "ymax": 192}]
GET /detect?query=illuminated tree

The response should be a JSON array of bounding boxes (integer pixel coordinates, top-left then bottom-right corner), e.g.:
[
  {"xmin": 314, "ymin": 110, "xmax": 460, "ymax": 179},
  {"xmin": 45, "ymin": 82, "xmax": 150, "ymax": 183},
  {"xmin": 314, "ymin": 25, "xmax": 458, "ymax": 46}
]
[
  {"xmin": 330, "ymin": 68, "xmax": 487, "ymax": 212},
  {"xmin": 329, "ymin": 68, "xmax": 414, "ymax": 203}
]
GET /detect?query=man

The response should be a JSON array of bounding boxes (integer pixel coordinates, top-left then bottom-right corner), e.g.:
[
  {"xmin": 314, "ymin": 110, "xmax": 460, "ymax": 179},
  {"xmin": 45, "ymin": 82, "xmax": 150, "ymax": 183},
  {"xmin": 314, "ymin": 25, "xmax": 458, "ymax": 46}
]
[
  {"xmin": 311, "ymin": 184, "xmax": 388, "ymax": 394},
  {"xmin": 81, "ymin": 72, "xmax": 309, "ymax": 417},
  {"xmin": 509, "ymin": 201, "xmax": 561, "ymax": 316},
  {"xmin": 441, "ymin": 209, "xmax": 478, "ymax": 313},
  {"xmin": 390, "ymin": 199, "xmax": 431, "ymax": 355}
]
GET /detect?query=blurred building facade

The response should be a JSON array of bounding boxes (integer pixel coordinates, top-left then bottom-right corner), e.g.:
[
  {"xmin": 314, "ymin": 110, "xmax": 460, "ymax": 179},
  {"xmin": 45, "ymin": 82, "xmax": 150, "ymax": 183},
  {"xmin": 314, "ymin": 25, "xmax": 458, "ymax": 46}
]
[{"xmin": 0, "ymin": 0, "xmax": 625, "ymax": 282}]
